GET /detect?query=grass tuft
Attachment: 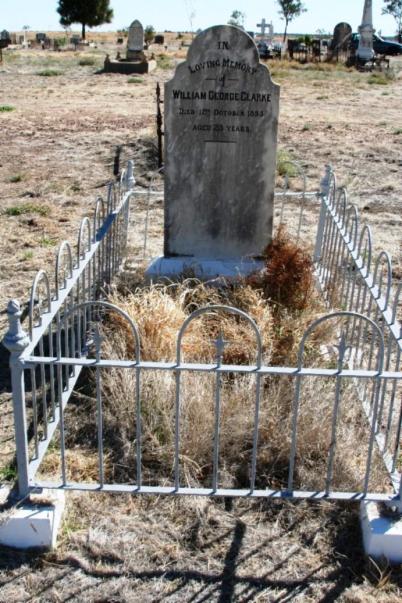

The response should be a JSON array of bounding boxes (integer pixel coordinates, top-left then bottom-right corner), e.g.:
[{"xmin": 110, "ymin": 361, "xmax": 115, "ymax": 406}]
[
  {"xmin": 36, "ymin": 69, "xmax": 63, "ymax": 77},
  {"xmin": 127, "ymin": 77, "xmax": 144, "ymax": 84},
  {"xmin": 5, "ymin": 203, "xmax": 50, "ymax": 216},
  {"xmin": 0, "ymin": 105, "xmax": 15, "ymax": 112},
  {"xmin": 78, "ymin": 57, "xmax": 96, "ymax": 66},
  {"xmin": 157, "ymin": 53, "xmax": 173, "ymax": 69}
]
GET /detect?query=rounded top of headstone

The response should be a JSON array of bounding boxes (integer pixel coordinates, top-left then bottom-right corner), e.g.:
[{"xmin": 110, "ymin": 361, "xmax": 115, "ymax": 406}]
[
  {"xmin": 187, "ymin": 25, "xmax": 259, "ymax": 66},
  {"xmin": 129, "ymin": 20, "xmax": 143, "ymax": 30},
  {"xmin": 333, "ymin": 22, "xmax": 352, "ymax": 34}
]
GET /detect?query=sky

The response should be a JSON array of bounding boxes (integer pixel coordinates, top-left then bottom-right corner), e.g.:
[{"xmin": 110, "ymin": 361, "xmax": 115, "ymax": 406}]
[{"xmin": 0, "ymin": 1, "xmax": 399, "ymax": 37}]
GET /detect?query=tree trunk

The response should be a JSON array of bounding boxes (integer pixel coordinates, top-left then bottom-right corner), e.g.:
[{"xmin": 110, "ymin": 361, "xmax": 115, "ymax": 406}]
[
  {"xmin": 283, "ymin": 18, "xmax": 289, "ymax": 44},
  {"xmin": 82, "ymin": 22, "xmax": 86, "ymax": 40}
]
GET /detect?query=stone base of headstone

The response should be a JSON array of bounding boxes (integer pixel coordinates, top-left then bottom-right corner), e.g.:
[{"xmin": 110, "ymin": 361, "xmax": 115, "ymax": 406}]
[
  {"xmin": 360, "ymin": 501, "xmax": 402, "ymax": 564},
  {"xmin": 104, "ymin": 58, "xmax": 156, "ymax": 74},
  {"xmin": 0, "ymin": 487, "xmax": 65, "ymax": 550},
  {"xmin": 145, "ymin": 256, "xmax": 264, "ymax": 282}
]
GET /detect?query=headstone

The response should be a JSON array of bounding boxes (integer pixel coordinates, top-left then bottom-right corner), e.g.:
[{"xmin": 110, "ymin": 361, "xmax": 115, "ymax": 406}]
[
  {"xmin": 331, "ymin": 22, "xmax": 352, "ymax": 52},
  {"xmin": 357, "ymin": 0, "xmax": 375, "ymax": 61},
  {"xmin": 147, "ymin": 25, "xmax": 280, "ymax": 279},
  {"xmin": 127, "ymin": 20, "xmax": 145, "ymax": 60},
  {"xmin": 1, "ymin": 30, "xmax": 10, "ymax": 40}
]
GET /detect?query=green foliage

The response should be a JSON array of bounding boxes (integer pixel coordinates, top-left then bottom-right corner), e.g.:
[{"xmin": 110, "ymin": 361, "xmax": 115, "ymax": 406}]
[
  {"xmin": 5, "ymin": 203, "xmax": 50, "ymax": 216},
  {"xmin": 228, "ymin": 10, "xmax": 246, "ymax": 28},
  {"xmin": 144, "ymin": 25, "xmax": 155, "ymax": 44},
  {"xmin": 36, "ymin": 69, "xmax": 63, "ymax": 76},
  {"xmin": 57, "ymin": 0, "xmax": 113, "ymax": 39},
  {"xmin": 157, "ymin": 53, "xmax": 173, "ymax": 69},
  {"xmin": 78, "ymin": 57, "xmax": 96, "ymax": 66},
  {"xmin": 8, "ymin": 174, "xmax": 22, "ymax": 183},
  {"xmin": 276, "ymin": 149, "xmax": 298, "ymax": 177},
  {"xmin": 0, "ymin": 105, "xmax": 15, "ymax": 112},
  {"xmin": 368, "ymin": 71, "xmax": 395, "ymax": 85},
  {"xmin": 0, "ymin": 464, "xmax": 17, "ymax": 482},
  {"xmin": 277, "ymin": 1, "xmax": 307, "ymax": 41},
  {"xmin": 127, "ymin": 77, "xmax": 144, "ymax": 84},
  {"xmin": 382, "ymin": 1, "xmax": 402, "ymax": 41}
]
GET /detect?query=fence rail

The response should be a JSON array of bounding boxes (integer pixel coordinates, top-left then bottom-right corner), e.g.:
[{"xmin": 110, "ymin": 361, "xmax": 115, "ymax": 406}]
[{"xmin": 2, "ymin": 163, "xmax": 402, "ymax": 513}]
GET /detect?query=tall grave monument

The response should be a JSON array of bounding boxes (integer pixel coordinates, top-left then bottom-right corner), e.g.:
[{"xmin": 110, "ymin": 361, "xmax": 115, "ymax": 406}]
[
  {"xmin": 147, "ymin": 25, "xmax": 280, "ymax": 280},
  {"xmin": 357, "ymin": 0, "xmax": 375, "ymax": 62}
]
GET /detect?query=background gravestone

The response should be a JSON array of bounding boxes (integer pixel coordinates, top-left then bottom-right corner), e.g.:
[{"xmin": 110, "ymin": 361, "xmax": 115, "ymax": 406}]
[
  {"xmin": 127, "ymin": 20, "xmax": 144, "ymax": 59},
  {"xmin": 331, "ymin": 22, "xmax": 352, "ymax": 52},
  {"xmin": 163, "ymin": 25, "xmax": 280, "ymax": 262}
]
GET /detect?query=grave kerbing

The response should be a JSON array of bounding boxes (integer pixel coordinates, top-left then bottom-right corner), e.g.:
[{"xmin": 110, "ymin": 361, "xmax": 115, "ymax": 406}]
[{"xmin": 147, "ymin": 25, "xmax": 280, "ymax": 281}]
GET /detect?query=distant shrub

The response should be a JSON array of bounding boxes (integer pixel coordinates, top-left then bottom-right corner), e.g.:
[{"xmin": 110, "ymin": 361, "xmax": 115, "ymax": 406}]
[
  {"xmin": 127, "ymin": 77, "xmax": 144, "ymax": 84},
  {"xmin": 0, "ymin": 105, "xmax": 15, "ymax": 112},
  {"xmin": 78, "ymin": 57, "xmax": 96, "ymax": 66},
  {"xmin": 276, "ymin": 149, "xmax": 298, "ymax": 178},
  {"xmin": 157, "ymin": 53, "xmax": 173, "ymax": 69},
  {"xmin": 36, "ymin": 69, "xmax": 63, "ymax": 77},
  {"xmin": 368, "ymin": 71, "xmax": 395, "ymax": 86}
]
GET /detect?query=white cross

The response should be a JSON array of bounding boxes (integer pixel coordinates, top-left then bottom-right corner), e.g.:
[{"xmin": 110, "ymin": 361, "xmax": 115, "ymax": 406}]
[{"xmin": 257, "ymin": 18, "xmax": 267, "ymax": 36}]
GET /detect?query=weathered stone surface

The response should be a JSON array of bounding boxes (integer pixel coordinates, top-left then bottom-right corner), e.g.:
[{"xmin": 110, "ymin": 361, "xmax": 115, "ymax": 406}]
[
  {"xmin": 164, "ymin": 25, "xmax": 280, "ymax": 260},
  {"xmin": 128, "ymin": 20, "xmax": 144, "ymax": 52}
]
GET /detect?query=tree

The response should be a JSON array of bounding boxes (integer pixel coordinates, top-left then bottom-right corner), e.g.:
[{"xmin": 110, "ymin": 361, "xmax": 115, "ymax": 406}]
[
  {"xmin": 57, "ymin": 0, "xmax": 113, "ymax": 40},
  {"xmin": 276, "ymin": 1, "xmax": 307, "ymax": 43},
  {"xmin": 228, "ymin": 10, "xmax": 246, "ymax": 29},
  {"xmin": 144, "ymin": 25, "xmax": 155, "ymax": 44},
  {"xmin": 382, "ymin": 0, "xmax": 402, "ymax": 42}
]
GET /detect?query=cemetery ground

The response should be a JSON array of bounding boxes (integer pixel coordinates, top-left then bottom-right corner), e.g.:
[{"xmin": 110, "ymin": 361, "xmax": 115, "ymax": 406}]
[{"xmin": 0, "ymin": 42, "xmax": 402, "ymax": 600}]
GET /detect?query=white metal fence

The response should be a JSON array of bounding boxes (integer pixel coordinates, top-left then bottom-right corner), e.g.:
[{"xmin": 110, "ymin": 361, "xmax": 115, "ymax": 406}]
[{"xmin": 2, "ymin": 164, "xmax": 402, "ymax": 512}]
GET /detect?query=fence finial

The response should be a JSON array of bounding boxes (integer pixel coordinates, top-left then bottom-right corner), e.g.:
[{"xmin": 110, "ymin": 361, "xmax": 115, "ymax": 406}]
[
  {"xmin": 2, "ymin": 300, "xmax": 30, "ymax": 354},
  {"xmin": 320, "ymin": 165, "xmax": 332, "ymax": 198},
  {"xmin": 126, "ymin": 160, "xmax": 135, "ymax": 189}
]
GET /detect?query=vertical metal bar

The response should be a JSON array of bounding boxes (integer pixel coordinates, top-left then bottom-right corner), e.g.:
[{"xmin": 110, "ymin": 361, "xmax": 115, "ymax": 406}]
[
  {"xmin": 325, "ymin": 356, "xmax": 344, "ymax": 494},
  {"xmin": 48, "ymin": 327, "xmax": 56, "ymax": 421},
  {"xmin": 56, "ymin": 314, "xmax": 67, "ymax": 485},
  {"xmin": 95, "ymin": 330, "xmax": 104, "ymax": 488},
  {"xmin": 174, "ymin": 369, "xmax": 181, "ymax": 490},
  {"xmin": 30, "ymin": 366, "xmax": 39, "ymax": 458},
  {"xmin": 287, "ymin": 373, "xmax": 302, "ymax": 492},
  {"xmin": 385, "ymin": 347, "xmax": 401, "ymax": 453},
  {"xmin": 250, "ymin": 374, "xmax": 262, "ymax": 493},
  {"xmin": 212, "ymin": 370, "xmax": 222, "ymax": 492},
  {"xmin": 135, "ymin": 366, "xmax": 142, "ymax": 488},
  {"xmin": 38, "ymin": 338, "xmax": 48, "ymax": 439},
  {"xmin": 363, "ymin": 375, "xmax": 382, "ymax": 494}
]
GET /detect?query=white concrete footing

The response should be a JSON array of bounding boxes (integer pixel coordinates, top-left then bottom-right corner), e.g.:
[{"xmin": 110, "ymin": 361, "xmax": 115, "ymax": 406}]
[
  {"xmin": 0, "ymin": 489, "xmax": 65, "ymax": 549},
  {"xmin": 146, "ymin": 256, "xmax": 265, "ymax": 282},
  {"xmin": 360, "ymin": 501, "xmax": 402, "ymax": 564}
]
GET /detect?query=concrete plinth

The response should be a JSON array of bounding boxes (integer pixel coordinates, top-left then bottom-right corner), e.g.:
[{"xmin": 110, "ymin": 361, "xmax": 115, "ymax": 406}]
[
  {"xmin": 104, "ymin": 59, "xmax": 156, "ymax": 74},
  {"xmin": 360, "ymin": 501, "xmax": 402, "ymax": 564},
  {"xmin": 0, "ymin": 489, "xmax": 65, "ymax": 550},
  {"xmin": 146, "ymin": 256, "xmax": 264, "ymax": 282}
]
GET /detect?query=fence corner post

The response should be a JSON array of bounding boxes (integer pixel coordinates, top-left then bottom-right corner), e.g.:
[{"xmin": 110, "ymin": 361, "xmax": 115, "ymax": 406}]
[
  {"xmin": 125, "ymin": 160, "xmax": 135, "ymax": 190},
  {"xmin": 2, "ymin": 300, "xmax": 31, "ymax": 498},
  {"xmin": 313, "ymin": 165, "xmax": 332, "ymax": 263}
]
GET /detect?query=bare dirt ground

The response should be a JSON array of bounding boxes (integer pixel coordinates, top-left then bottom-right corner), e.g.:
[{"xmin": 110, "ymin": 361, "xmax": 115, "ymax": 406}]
[{"xmin": 0, "ymin": 37, "xmax": 402, "ymax": 601}]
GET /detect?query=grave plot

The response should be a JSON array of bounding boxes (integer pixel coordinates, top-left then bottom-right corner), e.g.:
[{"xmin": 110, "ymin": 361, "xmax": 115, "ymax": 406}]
[{"xmin": 1, "ymin": 26, "xmax": 401, "ymax": 564}]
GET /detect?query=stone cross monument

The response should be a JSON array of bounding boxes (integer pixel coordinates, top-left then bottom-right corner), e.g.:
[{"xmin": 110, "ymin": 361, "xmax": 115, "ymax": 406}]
[
  {"xmin": 257, "ymin": 19, "xmax": 268, "ymax": 36},
  {"xmin": 357, "ymin": 0, "xmax": 375, "ymax": 61},
  {"xmin": 146, "ymin": 25, "xmax": 280, "ymax": 281}
]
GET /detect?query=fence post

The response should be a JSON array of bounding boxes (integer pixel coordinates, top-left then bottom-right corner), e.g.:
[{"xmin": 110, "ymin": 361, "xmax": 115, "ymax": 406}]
[
  {"xmin": 313, "ymin": 164, "xmax": 332, "ymax": 263},
  {"xmin": 2, "ymin": 300, "xmax": 31, "ymax": 498},
  {"xmin": 125, "ymin": 160, "xmax": 135, "ymax": 191}
]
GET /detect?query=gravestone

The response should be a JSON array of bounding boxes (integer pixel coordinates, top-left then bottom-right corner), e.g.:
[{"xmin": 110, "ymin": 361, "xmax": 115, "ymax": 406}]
[
  {"xmin": 127, "ymin": 20, "xmax": 145, "ymax": 60},
  {"xmin": 104, "ymin": 18, "xmax": 155, "ymax": 74},
  {"xmin": 147, "ymin": 25, "xmax": 280, "ymax": 280},
  {"xmin": 331, "ymin": 22, "xmax": 352, "ymax": 52}
]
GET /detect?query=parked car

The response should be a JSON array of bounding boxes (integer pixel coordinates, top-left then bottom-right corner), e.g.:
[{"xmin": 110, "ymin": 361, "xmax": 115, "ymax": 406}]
[
  {"xmin": 350, "ymin": 33, "xmax": 402, "ymax": 56},
  {"xmin": 257, "ymin": 41, "xmax": 281, "ymax": 60}
]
